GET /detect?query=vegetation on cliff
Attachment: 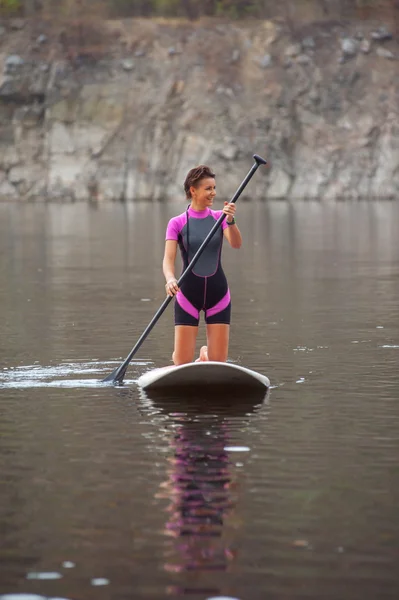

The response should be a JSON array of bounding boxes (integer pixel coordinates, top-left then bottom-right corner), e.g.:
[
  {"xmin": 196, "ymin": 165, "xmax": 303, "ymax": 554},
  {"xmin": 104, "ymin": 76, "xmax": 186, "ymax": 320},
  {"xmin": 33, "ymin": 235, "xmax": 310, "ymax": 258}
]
[{"xmin": 0, "ymin": 0, "xmax": 398, "ymax": 25}]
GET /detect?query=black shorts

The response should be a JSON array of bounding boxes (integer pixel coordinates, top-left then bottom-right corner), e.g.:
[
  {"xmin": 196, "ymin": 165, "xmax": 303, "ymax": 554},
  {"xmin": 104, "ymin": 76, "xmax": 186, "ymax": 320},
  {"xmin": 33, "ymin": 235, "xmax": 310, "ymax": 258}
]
[{"xmin": 174, "ymin": 270, "xmax": 231, "ymax": 326}]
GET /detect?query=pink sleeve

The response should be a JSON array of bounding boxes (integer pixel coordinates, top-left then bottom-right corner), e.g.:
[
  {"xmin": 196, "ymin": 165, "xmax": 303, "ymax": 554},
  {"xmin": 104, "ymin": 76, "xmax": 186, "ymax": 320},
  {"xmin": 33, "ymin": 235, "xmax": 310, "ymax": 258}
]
[
  {"xmin": 165, "ymin": 218, "xmax": 179, "ymax": 241},
  {"xmin": 166, "ymin": 215, "xmax": 186, "ymax": 240}
]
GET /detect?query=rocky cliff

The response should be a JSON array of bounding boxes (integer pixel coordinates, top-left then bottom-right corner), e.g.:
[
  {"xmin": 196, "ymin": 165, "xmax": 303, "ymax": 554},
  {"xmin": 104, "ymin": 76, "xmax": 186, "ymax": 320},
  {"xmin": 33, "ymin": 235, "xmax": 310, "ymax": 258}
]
[{"xmin": 0, "ymin": 16, "xmax": 398, "ymax": 201}]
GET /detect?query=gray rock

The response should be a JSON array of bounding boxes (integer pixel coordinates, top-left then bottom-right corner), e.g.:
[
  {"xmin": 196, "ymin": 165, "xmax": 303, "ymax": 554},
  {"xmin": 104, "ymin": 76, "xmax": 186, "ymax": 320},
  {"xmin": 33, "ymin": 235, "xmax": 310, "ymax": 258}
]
[
  {"xmin": 341, "ymin": 38, "xmax": 358, "ymax": 56},
  {"xmin": 215, "ymin": 142, "xmax": 238, "ymax": 161},
  {"xmin": 302, "ymin": 36, "xmax": 315, "ymax": 49},
  {"xmin": 285, "ymin": 43, "xmax": 302, "ymax": 58},
  {"xmin": 168, "ymin": 46, "xmax": 180, "ymax": 56},
  {"xmin": 49, "ymin": 122, "xmax": 76, "ymax": 155},
  {"xmin": 15, "ymin": 105, "xmax": 45, "ymax": 129},
  {"xmin": 268, "ymin": 168, "xmax": 291, "ymax": 199},
  {"xmin": 8, "ymin": 167, "xmax": 25, "ymax": 185},
  {"xmin": 216, "ymin": 86, "xmax": 234, "ymax": 97},
  {"xmin": 8, "ymin": 165, "xmax": 42, "ymax": 193},
  {"xmin": 0, "ymin": 180, "xmax": 18, "ymax": 199},
  {"xmin": 371, "ymin": 27, "xmax": 392, "ymax": 42},
  {"xmin": 37, "ymin": 34, "xmax": 47, "ymax": 44},
  {"xmin": 5, "ymin": 54, "xmax": 24, "ymax": 74},
  {"xmin": 231, "ymin": 49, "xmax": 240, "ymax": 64},
  {"xmin": 309, "ymin": 89, "xmax": 320, "ymax": 105},
  {"xmin": 258, "ymin": 53, "xmax": 272, "ymax": 68},
  {"xmin": 0, "ymin": 147, "xmax": 20, "ymax": 171},
  {"xmin": 134, "ymin": 49, "xmax": 146, "ymax": 57},
  {"xmin": 121, "ymin": 59, "xmax": 134, "ymax": 71},
  {"xmin": 376, "ymin": 47, "xmax": 395, "ymax": 60},
  {"xmin": 360, "ymin": 39, "xmax": 371, "ymax": 54},
  {"xmin": 0, "ymin": 25, "xmax": 6, "ymax": 38},
  {"xmin": 297, "ymin": 54, "xmax": 311, "ymax": 65},
  {"xmin": 10, "ymin": 19, "xmax": 25, "ymax": 30}
]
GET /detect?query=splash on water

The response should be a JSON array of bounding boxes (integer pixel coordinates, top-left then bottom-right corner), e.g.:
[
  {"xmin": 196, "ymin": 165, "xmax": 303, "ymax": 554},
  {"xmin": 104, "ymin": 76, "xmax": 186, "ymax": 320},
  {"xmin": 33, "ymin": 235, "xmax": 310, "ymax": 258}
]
[
  {"xmin": 0, "ymin": 597, "xmax": 71, "ymax": 600},
  {"xmin": 0, "ymin": 596, "xmax": 46, "ymax": 600},
  {"xmin": 0, "ymin": 360, "xmax": 150, "ymax": 389}
]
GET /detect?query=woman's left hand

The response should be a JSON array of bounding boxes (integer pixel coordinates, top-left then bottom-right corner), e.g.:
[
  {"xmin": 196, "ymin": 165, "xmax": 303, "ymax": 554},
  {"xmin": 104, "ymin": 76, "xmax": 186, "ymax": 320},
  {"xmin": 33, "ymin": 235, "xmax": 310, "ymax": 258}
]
[{"xmin": 223, "ymin": 201, "xmax": 236, "ymax": 223}]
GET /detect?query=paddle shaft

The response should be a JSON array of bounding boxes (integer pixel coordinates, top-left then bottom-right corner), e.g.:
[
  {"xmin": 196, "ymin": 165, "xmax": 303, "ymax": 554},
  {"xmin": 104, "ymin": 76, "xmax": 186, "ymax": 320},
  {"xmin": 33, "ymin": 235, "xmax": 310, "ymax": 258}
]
[{"xmin": 103, "ymin": 154, "xmax": 267, "ymax": 384}]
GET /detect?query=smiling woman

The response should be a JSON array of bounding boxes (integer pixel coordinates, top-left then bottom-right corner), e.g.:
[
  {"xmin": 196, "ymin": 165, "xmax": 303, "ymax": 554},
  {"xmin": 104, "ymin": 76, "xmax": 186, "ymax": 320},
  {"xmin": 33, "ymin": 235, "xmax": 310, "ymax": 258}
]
[
  {"xmin": 101, "ymin": 155, "xmax": 266, "ymax": 385},
  {"xmin": 163, "ymin": 164, "xmax": 242, "ymax": 366}
]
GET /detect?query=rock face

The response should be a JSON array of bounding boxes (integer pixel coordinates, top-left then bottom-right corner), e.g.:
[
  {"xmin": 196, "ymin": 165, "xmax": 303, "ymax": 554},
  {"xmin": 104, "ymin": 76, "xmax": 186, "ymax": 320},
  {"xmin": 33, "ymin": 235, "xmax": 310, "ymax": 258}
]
[{"xmin": 0, "ymin": 17, "xmax": 398, "ymax": 201}]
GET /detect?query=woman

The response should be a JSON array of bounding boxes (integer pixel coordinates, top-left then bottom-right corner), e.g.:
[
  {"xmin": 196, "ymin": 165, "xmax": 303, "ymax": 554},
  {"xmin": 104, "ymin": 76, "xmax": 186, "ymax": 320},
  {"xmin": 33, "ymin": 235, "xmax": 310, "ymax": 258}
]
[{"xmin": 163, "ymin": 165, "xmax": 242, "ymax": 365}]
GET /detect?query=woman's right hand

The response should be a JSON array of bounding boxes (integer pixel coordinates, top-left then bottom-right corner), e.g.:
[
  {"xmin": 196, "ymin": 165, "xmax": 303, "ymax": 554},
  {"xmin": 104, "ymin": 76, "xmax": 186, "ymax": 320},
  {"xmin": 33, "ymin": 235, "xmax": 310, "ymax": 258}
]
[{"xmin": 165, "ymin": 278, "xmax": 179, "ymax": 297}]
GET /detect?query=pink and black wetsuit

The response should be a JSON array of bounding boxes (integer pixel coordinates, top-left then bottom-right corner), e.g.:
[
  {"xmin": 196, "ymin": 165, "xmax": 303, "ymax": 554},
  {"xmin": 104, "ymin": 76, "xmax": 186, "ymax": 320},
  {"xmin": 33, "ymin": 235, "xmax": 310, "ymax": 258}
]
[{"xmin": 166, "ymin": 206, "xmax": 231, "ymax": 326}]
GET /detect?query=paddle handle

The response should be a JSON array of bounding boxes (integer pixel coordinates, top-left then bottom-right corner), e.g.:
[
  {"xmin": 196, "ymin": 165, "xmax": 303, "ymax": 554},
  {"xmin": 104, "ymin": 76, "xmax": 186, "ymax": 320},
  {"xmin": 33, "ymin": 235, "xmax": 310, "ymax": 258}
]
[{"xmin": 103, "ymin": 154, "xmax": 267, "ymax": 384}]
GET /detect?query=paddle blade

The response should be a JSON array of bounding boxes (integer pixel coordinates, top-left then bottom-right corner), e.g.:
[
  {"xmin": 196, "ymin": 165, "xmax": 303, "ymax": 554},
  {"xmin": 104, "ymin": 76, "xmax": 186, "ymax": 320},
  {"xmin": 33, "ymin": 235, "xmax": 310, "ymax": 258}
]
[{"xmin": 102, "ymin": 364, "xmax": 126, "ymax": 385}]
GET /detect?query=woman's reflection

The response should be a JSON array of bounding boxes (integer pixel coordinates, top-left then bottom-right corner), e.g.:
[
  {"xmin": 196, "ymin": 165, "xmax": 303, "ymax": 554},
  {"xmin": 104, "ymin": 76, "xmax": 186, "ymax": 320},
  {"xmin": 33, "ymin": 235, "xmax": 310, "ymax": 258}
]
[
  {"xmin": 159, "ymin": 417, "xmax": 237, "ymax": 576},
  {"xmin": 139, "ymin": 386, "xmax": 268, "ymax": 595}
]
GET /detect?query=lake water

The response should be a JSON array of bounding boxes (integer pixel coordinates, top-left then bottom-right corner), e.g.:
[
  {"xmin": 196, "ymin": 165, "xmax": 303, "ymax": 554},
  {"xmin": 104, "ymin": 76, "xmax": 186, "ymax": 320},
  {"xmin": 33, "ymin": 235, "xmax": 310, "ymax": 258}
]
[{"xmin": 1, "ymin": 201, "xmax": 399, "ymax": 600}]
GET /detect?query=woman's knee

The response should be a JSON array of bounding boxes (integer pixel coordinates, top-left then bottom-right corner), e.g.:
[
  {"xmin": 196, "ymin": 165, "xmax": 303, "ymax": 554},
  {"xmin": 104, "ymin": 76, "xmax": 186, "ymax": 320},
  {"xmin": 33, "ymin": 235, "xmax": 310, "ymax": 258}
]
[{"xmin": 172, "ymin": 350, "xmax": 195, "ymax": 366}]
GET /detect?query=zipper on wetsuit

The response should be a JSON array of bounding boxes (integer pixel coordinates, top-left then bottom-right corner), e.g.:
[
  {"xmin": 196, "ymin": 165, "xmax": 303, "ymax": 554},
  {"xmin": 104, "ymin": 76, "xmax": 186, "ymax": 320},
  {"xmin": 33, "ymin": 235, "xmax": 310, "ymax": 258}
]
[{"xmin": 203, "ymin": 277, "xmax": 207, "ymax": 310}]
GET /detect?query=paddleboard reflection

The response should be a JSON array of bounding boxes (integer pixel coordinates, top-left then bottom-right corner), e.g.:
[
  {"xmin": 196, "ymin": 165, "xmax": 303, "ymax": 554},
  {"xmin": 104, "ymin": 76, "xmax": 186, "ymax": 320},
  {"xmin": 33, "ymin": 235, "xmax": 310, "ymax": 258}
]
[
  {"xmin": 138, "ymin": 387, "xmax": 269, "ymax": 595},
  {"xmin": 139, "ymin": 386, "xmax": 269, "ymax": 417}
]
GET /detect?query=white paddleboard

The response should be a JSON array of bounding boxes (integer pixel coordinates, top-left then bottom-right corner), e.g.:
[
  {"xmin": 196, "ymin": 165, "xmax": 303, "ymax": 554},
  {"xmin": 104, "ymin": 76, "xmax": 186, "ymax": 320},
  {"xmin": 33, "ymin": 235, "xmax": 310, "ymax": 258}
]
[{"xmin": 138, "ymin": 361, "xmax": 270, "ymax": 392}]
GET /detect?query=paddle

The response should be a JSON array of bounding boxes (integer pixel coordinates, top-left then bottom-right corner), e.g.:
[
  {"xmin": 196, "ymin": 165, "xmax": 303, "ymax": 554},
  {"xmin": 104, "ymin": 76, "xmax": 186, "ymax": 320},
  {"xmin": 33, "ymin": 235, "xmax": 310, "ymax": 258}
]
[{"xmin": 103, "ymin": 153, "xmax": 267, "ymax": 385}]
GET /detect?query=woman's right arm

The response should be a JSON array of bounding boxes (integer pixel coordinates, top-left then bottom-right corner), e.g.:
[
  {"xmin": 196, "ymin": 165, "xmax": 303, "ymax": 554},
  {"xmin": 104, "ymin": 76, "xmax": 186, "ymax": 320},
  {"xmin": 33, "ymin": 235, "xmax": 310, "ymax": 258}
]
[{"xmin": 163, "ymin": 240, "xmax": 179, "ymax": 296}]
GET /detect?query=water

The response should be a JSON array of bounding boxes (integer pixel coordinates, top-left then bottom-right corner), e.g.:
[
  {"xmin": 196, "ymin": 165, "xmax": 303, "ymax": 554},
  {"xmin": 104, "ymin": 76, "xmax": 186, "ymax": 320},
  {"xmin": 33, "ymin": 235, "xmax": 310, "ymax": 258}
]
[{"xmin": 1, "ymin": 201, "xmax": 399, "ymax": 600}]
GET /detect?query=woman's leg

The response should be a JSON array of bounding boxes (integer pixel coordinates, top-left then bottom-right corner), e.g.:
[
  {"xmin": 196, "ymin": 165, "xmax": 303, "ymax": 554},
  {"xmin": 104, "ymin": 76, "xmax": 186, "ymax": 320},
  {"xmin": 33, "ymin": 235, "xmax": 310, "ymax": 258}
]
[
  {"xmin": 172, "ymin": 325, "xmax": 198, "ymax": 365},
  {"xmin": 206, "ymin": 323, "xmax": 230, "ymax": 362}
]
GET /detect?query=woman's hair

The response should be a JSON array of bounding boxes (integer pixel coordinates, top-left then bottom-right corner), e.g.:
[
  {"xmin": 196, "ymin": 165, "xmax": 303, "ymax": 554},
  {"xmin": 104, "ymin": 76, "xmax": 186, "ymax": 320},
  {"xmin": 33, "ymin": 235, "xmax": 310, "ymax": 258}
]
[{"xmin": 184, "ymin": 165, "xmax": 215, "ymax": 198}]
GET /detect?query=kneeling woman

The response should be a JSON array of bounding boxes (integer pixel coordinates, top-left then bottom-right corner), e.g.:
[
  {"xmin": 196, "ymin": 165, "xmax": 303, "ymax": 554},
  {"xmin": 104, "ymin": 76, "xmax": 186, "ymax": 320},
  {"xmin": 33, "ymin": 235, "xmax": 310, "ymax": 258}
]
[{"xmin": 163, "ymin": 165, "xmax": 242, "ymax": 365}]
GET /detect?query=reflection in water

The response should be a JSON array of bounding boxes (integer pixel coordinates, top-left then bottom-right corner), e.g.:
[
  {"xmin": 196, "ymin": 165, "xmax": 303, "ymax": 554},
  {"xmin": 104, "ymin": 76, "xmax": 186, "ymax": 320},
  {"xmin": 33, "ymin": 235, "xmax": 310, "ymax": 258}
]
[
  {"xmin": 140, "ymin": 390, "xmax": 268, "ymax": 596},
  {"xmin": 162, "ymin": 420, "xmax": 235, "ymax": 572}
]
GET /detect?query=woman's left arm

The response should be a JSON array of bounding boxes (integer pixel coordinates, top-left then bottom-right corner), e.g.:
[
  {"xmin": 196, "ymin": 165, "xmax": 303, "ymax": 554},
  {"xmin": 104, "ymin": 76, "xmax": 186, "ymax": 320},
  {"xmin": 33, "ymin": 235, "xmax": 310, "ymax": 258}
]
[{"xmin": 223, "ymin": 201, "xmax": 242, "ymax": 249}]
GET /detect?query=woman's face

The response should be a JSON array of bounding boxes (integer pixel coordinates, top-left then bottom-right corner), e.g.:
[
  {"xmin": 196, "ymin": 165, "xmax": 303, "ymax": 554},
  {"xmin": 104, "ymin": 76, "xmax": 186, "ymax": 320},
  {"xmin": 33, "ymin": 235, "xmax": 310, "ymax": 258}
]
[{"xmin": 190, "ymin": 177, "xmax": 216, "ymax": 207}]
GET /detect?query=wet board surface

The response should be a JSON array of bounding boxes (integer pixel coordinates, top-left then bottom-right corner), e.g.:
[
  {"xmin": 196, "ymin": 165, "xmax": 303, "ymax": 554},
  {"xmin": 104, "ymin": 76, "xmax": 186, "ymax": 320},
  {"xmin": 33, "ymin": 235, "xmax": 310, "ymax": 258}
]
[{"xmin": 138, "ymin": 361, "xmax": 270, "ymax": 392}]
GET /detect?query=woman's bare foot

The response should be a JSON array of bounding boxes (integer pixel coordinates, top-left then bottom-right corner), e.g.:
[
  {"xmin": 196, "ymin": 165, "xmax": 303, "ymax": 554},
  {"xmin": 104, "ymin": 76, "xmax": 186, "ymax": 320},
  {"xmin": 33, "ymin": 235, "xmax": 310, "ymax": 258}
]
[{"xmin": 195, "ymin": 345, "xmax": 209, "ymax": 362}]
